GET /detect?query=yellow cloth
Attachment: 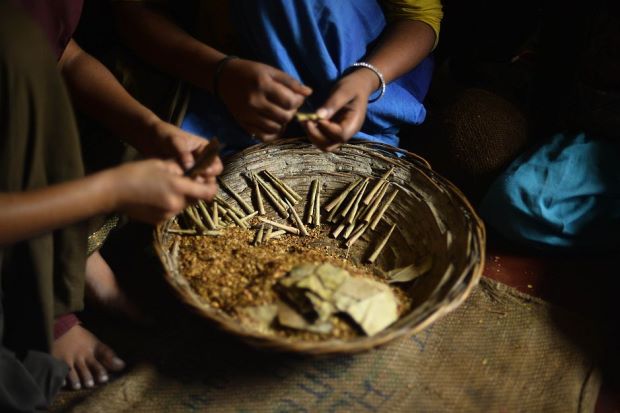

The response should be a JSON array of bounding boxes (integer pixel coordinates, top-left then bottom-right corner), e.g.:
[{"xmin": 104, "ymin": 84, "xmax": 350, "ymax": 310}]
[{"xmin": 381, "ymin": 0, "xmax": 443, "ymax": 47}]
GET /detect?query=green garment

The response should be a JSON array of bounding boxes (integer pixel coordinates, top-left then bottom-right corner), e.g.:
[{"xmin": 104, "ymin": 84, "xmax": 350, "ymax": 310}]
[{"xmin": 0, "ymin": 3, "xmax": 87, "ymax": 411}]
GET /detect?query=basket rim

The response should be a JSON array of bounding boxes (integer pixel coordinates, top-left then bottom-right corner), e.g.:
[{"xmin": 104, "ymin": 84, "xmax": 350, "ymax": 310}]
[{"xmin": 154, "ymin": 138, "xmax": 486, "ymax": 355}]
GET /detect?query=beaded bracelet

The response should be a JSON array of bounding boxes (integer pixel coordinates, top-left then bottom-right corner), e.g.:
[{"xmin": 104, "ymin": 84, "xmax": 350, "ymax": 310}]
[
  {"xmin": 348, "ymin": 62, "xmax": 386, "ymax": 103},
  {"xmin": 212, "ymin": 55, "xmax": 239, "ymax": 99}
]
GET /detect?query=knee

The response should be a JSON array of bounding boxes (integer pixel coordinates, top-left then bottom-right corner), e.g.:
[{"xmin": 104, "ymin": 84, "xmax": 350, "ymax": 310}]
[
  {"xmin": 441, "ymin": 89, "xmax": 529, "ymax": 174},
  {"xmin": 403, "ymin": 88, "xmax": 530, "ymax": 202}
]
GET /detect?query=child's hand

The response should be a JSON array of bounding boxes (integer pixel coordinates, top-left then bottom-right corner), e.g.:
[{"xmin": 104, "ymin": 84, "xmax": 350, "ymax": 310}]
[
  {"xmin": 109, "ymin": 159, "xmax": 219, "ymax": 224},
  {"xmin": 302, "ymin": 69, "xmax": 378, "ymax": 151},
  {"xmin": 134, "ymin": 118, "xmax": 223, "ymax": 182},
  {"xmin": 218, "ymin": 58, "xmax": 312, "ymax": 141}
]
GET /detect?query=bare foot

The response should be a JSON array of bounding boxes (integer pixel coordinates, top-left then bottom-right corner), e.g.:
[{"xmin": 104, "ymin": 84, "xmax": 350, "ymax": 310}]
[
  {"xmin": 85, "ymin": 251, "xmax": 142, "ymax": 321},
  {"xmin": 52, "ymin": 325, "xmax": 125, "ymax": 390}
]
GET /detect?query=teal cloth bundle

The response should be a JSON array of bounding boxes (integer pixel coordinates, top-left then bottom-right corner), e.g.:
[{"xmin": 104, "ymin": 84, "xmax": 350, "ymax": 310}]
[{"xmin": 481, "ymin": 132, "xmax": 620, "ymax": 251}]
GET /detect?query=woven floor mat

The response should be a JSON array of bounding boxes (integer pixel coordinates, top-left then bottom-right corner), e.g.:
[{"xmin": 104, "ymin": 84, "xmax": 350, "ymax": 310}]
[{"xmin": 51, "ymin": 278, "xmax": 601, "ymax": 413}]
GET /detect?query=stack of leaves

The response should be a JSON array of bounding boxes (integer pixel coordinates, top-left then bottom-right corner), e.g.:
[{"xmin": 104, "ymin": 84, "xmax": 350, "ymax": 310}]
[{"xmin": 243, "ymin": 263, "xmax": 399, "ymax": 336}]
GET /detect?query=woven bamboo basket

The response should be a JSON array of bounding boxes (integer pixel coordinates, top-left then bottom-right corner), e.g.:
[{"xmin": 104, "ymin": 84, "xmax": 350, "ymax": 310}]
[{"xmin": 154, "ymin": 138, "xmax": 485, "ymax": 355}]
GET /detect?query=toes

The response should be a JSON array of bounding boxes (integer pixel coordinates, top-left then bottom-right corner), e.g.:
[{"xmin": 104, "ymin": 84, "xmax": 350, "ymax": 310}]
[
  {"xmin": 87, "ymin": 357, "xmax": 109, "ymax": 384},
  {"xmin": 67, "ymin": 366, "xmax": 82, "ymax": 390},
  {"xmin": 95, "ymin": 342, "xmax": 125, "ymax": 372},
  {"xmin": 76, "ymin": 359, "xmax": 95, "ymax": 389}
]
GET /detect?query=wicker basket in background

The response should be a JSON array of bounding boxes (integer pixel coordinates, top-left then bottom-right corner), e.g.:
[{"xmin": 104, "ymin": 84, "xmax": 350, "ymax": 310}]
[{"xmin": 154, "ymin": 138, "xmax": 485, "ymax": 355}]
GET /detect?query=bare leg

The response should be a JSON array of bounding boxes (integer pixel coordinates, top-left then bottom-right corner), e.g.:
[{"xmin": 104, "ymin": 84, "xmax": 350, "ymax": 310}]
[
  {"xmin": 51, "ymin": 252, "xmax": 144, "ymax": 390},
  {"xmin": 52, "ymin": 325, "xmax": 125, "ymax": 390},
  {"xmin": 85, "ymin": 251, "xmax": 142, "ymax": 321}
]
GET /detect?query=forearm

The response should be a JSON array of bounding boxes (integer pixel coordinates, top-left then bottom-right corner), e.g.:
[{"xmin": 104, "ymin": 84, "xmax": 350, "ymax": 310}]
[
  {"xmin": 59, "ymin": 39, "xmax": 158, "ymax": 151},
  {"xmin": 0, "ymin": 172, "xmax": 117, "ymax": 246},
  {"xmin": 311, "ymin": 19, "xmax": 437, "ymax": 147},
  {"xmin": 366, "ymin": 19, "xmax": 436, "ymax": 85},
  {"xmin": 113, "ymin": 3, "xmax": 225, "ymax": 92},
  {"xmin": 320, "ymin": 19, "xmax": 436, "ymax": 112}
]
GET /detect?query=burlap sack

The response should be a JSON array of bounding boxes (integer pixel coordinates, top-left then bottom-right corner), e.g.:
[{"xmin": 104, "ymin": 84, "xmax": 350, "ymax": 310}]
[{"xmin": 52, "ymin": 278, "xmax": 601, "ymax": 413}]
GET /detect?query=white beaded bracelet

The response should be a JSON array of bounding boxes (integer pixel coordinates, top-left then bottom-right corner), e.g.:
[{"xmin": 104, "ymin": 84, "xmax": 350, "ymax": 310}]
[{"xmin": 349, "ymin": 62, "xmax": 386, "ymax": 103}]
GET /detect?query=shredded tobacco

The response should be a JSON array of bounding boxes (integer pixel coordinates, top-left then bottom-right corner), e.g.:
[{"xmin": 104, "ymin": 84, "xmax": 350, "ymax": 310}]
[{"xmin": 177, "ymin": 223, "xmax": 412, "ymax": 341}]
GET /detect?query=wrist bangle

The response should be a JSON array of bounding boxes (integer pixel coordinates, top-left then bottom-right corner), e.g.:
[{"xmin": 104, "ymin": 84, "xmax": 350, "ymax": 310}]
[
  {"xmin": 348, "ymin": 62, "xmax": 386, "ymax": 103},
  {"xmin": 212, "ymin": 55, "xmax": 239, "ymax": 99}
]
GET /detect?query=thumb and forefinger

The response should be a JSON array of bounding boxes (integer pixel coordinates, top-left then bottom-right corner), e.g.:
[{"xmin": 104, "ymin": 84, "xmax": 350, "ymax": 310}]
[{"xmin": 315, "ymin": 86, "xmax": 353, "ymax": 121}]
